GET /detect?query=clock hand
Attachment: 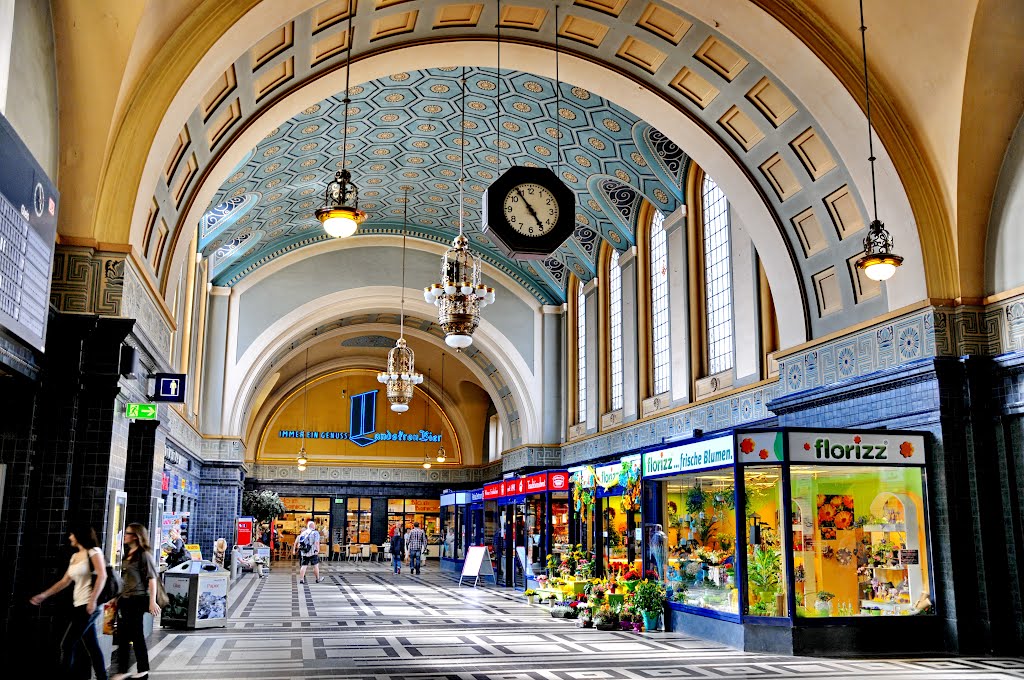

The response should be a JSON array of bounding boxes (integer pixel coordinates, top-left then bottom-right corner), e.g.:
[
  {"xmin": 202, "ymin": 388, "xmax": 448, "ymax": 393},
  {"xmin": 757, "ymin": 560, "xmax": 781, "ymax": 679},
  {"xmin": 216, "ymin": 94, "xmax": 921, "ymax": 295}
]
[{"xmin": 514, "ymin": 188, "xmax": 546, "ymax": 230}]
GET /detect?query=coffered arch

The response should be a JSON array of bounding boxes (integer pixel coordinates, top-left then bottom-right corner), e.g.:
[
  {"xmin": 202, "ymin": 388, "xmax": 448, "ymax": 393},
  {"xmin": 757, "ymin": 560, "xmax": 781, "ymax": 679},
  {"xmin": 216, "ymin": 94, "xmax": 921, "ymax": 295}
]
[{"xmin": 102, "ymin": 0, "xmax": 936, "ymax": 351}]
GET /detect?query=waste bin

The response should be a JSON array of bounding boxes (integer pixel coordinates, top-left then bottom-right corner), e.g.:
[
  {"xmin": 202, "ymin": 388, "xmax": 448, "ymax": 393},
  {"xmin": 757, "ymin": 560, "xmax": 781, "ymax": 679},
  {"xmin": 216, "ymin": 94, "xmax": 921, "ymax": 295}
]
[{"xmin": 161, "ymin": 560, "xmax": 230, "ymax": 629}]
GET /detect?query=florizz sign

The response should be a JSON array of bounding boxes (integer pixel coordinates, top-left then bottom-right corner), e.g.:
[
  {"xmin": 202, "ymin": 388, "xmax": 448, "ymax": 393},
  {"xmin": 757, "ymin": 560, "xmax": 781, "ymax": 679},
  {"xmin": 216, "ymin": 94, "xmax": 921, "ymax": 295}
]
[
  {"xmin": 788, "ymin": 431, "xmax": 926, "ymax": 465},
  {"xmin": 643, "ymin": 435, "xmax": 735, "ymax": 479}
]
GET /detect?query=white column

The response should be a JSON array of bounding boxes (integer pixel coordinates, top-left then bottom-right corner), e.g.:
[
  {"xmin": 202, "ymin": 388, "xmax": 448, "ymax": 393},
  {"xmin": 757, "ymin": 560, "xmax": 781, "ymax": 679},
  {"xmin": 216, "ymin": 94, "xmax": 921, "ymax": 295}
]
[
  {"xmin": 664, "ymin": 206, "xmax": 691, "ymax": 404},
  {"xmin": 619, "ymin": 247, "xmax": 639, "ymax": 423},
  {"xmin": 0, "ymin": 0, "xmax": 14, "ymax": 114},
  {"xmin": 730, "ymin": 208, "xmax": 759, "ymax": 384},
  {"xmin": 541, "ymin": 304, "xmax": 564, "ymax": 444},
  {"xmin": 200, "ymin": 287, "xmax": 231, "ymax": 433}
]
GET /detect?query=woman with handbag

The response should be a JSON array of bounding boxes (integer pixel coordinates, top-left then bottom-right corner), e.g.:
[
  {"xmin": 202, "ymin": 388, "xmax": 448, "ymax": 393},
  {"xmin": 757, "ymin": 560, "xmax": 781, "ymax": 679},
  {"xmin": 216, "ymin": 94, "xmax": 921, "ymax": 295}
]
[
  {"xmin": 29, "ymin": 522, "xmax": 109, "ymax": 680},
  {"xmin": 112, "ymin": 522, "xmax": 161, "ymax": 680}
]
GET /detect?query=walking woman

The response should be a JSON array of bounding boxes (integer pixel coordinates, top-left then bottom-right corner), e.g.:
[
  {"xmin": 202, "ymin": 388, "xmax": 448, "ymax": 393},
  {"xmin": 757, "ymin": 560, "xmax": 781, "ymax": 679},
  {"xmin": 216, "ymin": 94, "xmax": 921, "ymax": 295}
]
[
  {"xmin": 112, "ymin": 522, "xmax": 160, "ymax": 680},
  {"xmin": 29, "ymin": 522, "xmax": 109, "ymax": 680}
]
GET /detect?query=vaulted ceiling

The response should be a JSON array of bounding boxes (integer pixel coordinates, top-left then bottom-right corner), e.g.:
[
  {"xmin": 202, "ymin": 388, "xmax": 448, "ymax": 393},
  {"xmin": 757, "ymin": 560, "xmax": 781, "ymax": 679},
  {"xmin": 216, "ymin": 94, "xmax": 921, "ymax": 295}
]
[{"xmin": 198, "ymin": 67, "xmax": 687, "ymax": 303}]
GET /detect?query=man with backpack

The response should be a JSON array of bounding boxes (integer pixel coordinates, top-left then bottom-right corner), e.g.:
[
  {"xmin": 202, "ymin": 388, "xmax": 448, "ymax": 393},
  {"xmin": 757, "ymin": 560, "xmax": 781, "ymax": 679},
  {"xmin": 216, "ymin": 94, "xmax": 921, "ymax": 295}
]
[{"xmin": 292, "ymin": 520, "xmax": 323, "ymax": 584}]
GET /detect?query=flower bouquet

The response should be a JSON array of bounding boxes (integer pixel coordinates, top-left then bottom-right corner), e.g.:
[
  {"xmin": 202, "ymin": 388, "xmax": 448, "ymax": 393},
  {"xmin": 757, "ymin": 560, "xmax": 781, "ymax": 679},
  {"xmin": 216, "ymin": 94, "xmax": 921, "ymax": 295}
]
[{"xmin": 593, "ymin": 603, "xmax": 619, "ymax": 630}]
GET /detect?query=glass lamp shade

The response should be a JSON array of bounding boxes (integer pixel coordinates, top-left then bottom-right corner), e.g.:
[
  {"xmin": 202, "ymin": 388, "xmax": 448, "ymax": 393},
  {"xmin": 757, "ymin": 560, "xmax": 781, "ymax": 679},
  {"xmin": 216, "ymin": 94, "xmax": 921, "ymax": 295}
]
[
  {"xmin": 445, "ymin": 334, "xmax": 473, "ymax": 349},
  {"xmin": 857, "ymin": 255, "xmax": 903, "ymax": 281},
  {"xmin": 436, "ymin": 445, "xmax": 447, "ymax": 463},
  {"xmin": 422, "ymin": 459, "xmax": 432, "ymax": 469},
  {"xmin": 316, "ymin": 206, "xmax": 366, "ymax": 238},
  {"xmin": 297, "ymin": 462, "xmax": 307, "ymax": 472},
  {"xmin": 391, "ymin": 403, "xmax": 410, "ymax": 413}
]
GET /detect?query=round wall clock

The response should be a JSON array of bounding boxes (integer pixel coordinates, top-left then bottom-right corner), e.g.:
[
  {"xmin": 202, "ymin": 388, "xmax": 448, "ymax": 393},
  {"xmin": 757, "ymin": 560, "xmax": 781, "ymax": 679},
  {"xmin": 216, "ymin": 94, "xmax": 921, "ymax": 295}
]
[{"xmin": 481, "ymin": 165, "xmax": 575, "ymax": 259}]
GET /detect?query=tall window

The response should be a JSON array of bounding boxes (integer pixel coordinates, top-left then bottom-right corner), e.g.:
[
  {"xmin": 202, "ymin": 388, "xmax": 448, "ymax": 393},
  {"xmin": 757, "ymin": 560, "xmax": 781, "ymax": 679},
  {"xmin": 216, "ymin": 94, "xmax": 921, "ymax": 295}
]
[
  {"xmin": 702, "ymin": 175, "xmax": 733, "ymax": 374},
  {"xmin": 576, "ymin": 283, "xmax": 587, "ymax": 423},
  {"xmin": 609, "ymin": 250, "xmax": 623, "ymax": 411},
  {"xmin": 650, "ymin": 210, "xmax": 671, "ymax": 395}
]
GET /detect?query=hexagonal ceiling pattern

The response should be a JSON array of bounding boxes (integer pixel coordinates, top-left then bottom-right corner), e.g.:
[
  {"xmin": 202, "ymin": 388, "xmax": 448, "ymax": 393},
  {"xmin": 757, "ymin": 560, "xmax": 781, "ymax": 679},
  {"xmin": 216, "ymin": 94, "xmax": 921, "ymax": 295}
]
[{"xmin": 199, "ymin": 67, "xmax": 687, "ymax": 303}]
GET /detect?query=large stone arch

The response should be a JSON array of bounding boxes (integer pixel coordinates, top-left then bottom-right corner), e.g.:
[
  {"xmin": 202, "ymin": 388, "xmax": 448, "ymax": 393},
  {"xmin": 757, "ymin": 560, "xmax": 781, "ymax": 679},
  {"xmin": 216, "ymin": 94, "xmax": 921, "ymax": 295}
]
[{"xmin": 92, "ymin": 0, "xmax": 941, "ymax": 351}]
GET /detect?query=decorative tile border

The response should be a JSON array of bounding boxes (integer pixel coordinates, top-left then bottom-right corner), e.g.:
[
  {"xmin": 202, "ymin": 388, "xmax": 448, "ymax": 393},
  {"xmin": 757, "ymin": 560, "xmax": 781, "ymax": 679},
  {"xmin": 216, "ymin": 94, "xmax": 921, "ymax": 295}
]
[
  {"xmin": 500, "ymin": 446, "xmax": 562, "ymax": 473},
  {"xmin": 50, "ymin": 246, "xmax": 124, "ymax": 316},
  {"xmin": 252, "ymin": 464, "xmax": 487, "ymax": 484}
]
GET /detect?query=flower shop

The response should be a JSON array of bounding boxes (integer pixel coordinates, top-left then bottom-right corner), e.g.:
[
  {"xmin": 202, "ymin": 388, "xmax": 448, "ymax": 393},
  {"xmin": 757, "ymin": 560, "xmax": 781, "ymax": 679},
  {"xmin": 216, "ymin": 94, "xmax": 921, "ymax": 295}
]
[
  {"xmin": 640, "ymin": 427, "xmax": 942, "ymax": 655},
  {"xmin": 493, "ymin": 472, "xmax": 571, "ymax": 589},
  {"xmin": 568, "ymin": 454, "xmax": 644, "ymax": 578}
]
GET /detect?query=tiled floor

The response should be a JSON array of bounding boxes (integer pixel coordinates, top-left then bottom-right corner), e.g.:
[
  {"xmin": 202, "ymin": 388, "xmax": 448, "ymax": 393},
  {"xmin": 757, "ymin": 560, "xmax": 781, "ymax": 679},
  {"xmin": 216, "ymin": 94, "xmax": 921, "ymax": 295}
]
[{"xmin": 140, "ymin": 561, "xmax": 1024, "ymax": 679}]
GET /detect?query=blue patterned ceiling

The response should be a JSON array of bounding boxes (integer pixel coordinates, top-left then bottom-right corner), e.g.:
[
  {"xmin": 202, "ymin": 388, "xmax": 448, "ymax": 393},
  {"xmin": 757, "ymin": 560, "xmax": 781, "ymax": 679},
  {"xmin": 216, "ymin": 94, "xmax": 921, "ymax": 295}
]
[{"xmin": 199, "ymin": 68, "xmax": 688, "ymax": 303}]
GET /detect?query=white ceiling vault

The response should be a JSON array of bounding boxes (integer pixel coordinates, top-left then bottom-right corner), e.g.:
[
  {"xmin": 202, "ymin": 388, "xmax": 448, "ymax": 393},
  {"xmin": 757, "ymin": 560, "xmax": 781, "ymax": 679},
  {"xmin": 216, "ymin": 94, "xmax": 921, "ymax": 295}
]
[{"xmin": 140, "ymin": 0, "xmax": 927, "ymax": 340}]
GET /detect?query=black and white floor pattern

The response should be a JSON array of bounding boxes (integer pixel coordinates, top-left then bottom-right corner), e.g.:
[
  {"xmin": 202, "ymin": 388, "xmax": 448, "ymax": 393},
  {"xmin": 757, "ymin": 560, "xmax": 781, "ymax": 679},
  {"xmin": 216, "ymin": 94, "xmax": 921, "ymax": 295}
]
[{"xmin": 141, "ymin": 561, "xmax": 1024, "ymax": 680}]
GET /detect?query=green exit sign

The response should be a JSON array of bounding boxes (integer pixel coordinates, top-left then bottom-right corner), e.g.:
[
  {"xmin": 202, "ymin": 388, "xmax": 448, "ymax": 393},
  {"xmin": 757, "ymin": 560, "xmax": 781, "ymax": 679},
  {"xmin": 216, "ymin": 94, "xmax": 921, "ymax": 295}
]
[{"xmin": 126, "ymin": 403, "xmax": 157, "ymax": 420}]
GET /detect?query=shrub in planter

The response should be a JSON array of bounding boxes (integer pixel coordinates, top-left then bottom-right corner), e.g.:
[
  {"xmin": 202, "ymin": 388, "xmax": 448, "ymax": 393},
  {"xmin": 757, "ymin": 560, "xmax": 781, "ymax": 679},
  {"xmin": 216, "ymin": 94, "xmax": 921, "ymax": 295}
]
[{"xmin": 550, "ymin": 604, "xmax": 573, "ymax": 618}]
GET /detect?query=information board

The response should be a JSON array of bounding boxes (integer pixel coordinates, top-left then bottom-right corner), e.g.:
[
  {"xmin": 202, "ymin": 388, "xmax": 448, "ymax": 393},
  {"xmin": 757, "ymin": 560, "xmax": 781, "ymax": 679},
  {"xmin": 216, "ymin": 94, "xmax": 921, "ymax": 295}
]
[
  {"xmin": 459, "ymin": 545, "xmax": 495, "ymax": 587},
  {"xmin": 0, "ymin": 113, "xmax": 58, "ymax": 354}
]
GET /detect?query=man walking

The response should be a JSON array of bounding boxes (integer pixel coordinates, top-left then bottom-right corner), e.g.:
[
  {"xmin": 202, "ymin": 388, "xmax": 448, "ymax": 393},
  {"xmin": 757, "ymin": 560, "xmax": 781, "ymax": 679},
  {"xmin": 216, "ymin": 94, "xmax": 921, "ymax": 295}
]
[
  {"xmin": 390, "ymin": 529, "xmax": 405, "ymax": 575},
  {"xmin": 292, "ymin": 520, "xmax": 323, "ymax": 584},
  {"xmin": 407, "ymin": 522, "xmax": 427, "ymax": 575}
]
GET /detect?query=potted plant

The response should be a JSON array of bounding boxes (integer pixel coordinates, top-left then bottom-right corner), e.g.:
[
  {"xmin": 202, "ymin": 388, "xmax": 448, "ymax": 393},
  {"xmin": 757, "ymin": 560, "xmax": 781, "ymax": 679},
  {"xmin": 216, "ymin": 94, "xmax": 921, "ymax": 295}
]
[
  {"xmin": 621, "ymin": 568, "xmax": 641, "ymax": 592},
  {"xmin": 632, "ymin": 578, "xmax": 667, "ymax": 631},
  {"xmin": 577, "ymin": 608, "xmax": 593, "ymax": 628},
  {"xmin": 619, "ymin": 605, "xmax": 639, "ymax": 631},
  {"xmin": 815, "ymin": 591, "xmax": 835, "ymax": 615},
  {"xmin": 551, "ymin": 602, "xmax": 572, "ymax": 618},
  {"xmin": 747, "ymin": 546, "xmax": 782, "ymax": 616},
  {"xmin": 686, "ymin": 484, "xmax": 707, "ymax": 516},
  {"xmin": 524, "ymin": 589, "xmax": 537, "ymax": 605},
  {"xmin": 593, "ymin": 603, "xmax": 619, "ymax": 630}
]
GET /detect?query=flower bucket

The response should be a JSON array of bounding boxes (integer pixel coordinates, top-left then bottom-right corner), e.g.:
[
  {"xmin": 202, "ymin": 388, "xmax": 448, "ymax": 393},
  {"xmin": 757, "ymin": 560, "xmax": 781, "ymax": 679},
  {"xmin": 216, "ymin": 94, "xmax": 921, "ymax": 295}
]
[
  {"xmin": 642, "ymin": 611, "xmax": 659, "ymax": 631},
  {"xmin": 623, "ymin": 580, "xmax": 638, "ymax": 593},
  {"xmin": 526, "ymin": 595, "xmax": 535, "ymax": 605},
  {"xmin": 619, "ymin": 621, "xmax": 634, "ymax": 631},
  {"xmin": 595, "ymin": 621, "xmax": 618, "ymax": 631}
]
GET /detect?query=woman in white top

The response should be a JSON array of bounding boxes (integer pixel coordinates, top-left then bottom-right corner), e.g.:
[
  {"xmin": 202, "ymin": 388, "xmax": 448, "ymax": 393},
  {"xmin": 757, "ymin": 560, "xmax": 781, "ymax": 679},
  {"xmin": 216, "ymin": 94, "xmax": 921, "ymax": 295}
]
[{"xmin": 30, "ymin": 522, "xmax": 109, "ymax": 680}]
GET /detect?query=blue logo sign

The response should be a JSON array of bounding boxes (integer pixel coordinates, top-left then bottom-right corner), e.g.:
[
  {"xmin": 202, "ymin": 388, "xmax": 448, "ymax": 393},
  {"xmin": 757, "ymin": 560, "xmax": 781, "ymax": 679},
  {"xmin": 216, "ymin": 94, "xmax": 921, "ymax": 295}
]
[
  {"xmin": 153, "ymin": 373, "xmax": 187, "ymax": 403},
  {"xmin": 277, "ymin": 389, "xmax": 442, "ymax": 448}
]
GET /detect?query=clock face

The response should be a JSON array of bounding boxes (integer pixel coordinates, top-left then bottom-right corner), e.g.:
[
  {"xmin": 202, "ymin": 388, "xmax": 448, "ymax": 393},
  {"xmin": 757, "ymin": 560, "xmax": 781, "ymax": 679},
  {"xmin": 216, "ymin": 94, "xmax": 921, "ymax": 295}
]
[{"xmin": 502, "ymin": 183, "xmax": 559, "ymax": 237}]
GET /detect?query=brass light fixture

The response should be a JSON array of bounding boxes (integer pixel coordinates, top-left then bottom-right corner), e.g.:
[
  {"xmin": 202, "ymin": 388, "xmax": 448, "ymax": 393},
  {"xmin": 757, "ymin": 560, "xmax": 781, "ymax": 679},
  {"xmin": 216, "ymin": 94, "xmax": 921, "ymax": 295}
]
[
  {"xmin": 377, "ymin": 187, "xmax": 424, "ymax": 411},
  {"xmin": 854, "ymin": 0, "xmax": 903, "ymax": 282},
  {"xmin": 422, "ymin": 367, "xmax": 432, "ymax": 470},
  {"xmin": 297, "ymin": 349, "xmax": 309, "ymax": 471},
  {"xmin": 436, "ymin": 353, "xmax": 447, "ymax": 464},
  {"xmin": 423, "ymin": 67, "xmax": 494, "ymax": 349},
  {"xmin": 315, "ymin": 7, "xmax": 366, "ymax": 238}
]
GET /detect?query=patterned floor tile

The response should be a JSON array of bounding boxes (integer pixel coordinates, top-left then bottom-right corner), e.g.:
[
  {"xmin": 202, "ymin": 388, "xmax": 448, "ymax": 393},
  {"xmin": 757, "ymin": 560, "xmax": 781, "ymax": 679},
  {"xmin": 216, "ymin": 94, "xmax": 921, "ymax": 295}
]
[{"xmin": 133, "ymin": 563, "xmax": 1024, "ymax": 680}]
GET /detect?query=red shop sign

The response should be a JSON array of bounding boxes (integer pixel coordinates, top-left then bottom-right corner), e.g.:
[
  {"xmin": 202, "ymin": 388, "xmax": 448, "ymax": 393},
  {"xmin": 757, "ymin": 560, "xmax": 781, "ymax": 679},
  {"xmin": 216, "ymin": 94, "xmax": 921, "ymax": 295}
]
[
  {"xmin": 483, "ymin": 482, "xmax": 503, "ymax": 499},
  {"xmin": 548, "ymin": 471, "xmax": 569, "ymax": 491},
  {"xmin": 502, "ymin": 478, "xmax": 518, "ymax": 496},
  {"xmin": 524, "ymin": 472, "xmax": 548, "ymax": 493}
]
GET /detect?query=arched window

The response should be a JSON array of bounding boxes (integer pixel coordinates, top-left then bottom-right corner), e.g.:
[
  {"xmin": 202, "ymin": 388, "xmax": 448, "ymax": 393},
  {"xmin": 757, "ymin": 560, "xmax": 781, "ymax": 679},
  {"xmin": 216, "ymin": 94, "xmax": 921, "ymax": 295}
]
[
  {"xmin": 649, "ymin": 209, "xmax": 671, "ymax": 395},
  {"xmin": 701, "ymin": 174, "xmax": 733, "ymax": 375},
  {"xmin": 576, "ymin": 282, "xmax": 587, "ymax": 422},
  {"xmin": 608, "ymin": 249, "xmax": 623, "ymax": 411}
]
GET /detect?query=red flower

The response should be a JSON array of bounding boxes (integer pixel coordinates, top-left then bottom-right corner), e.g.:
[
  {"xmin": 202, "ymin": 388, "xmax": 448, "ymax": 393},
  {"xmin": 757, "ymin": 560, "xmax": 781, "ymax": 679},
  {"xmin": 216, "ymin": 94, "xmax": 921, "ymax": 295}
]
[
  {"xmin": 842, "ymin": 496, "xmax": 855, "ymax": 509},
  {"xmin": 834, "ymin": 510, "xmax": 853, "ymax": 530},
  {"xmin": 740, "ymin": 438, "xmax": 755, "ymax": 454},
  {"xmin": 899, "ymin": 441, "xmax": 914, "ymax": 458},
  {"xmin": 854, "ymin": 436, "xmax": 862, "ymax": 444},
  {"xmin": 803, "ymin": 442, "xmax": 811, "ymax": 451},
  {"xmin": 759, "ymin": 449, "xmax": 769, "ymax": 460}
]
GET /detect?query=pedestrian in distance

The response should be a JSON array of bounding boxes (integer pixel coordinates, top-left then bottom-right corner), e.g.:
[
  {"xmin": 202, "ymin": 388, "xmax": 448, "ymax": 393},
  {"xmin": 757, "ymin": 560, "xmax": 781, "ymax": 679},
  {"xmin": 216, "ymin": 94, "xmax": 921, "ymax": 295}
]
[
  {"xmin": 293, "ymin": 520, "xmax": 323, "ymax": 584},
  {"xmin": 30, "ymin": 522, "xmax": 110, "ymax": 680},
  {"xmin": 162, "ymin": 527, "xmax": 189, "ymax": 569},
  {"xmin": 111, "ymin": 522, "xmax": 161, "ymax": 680},
  {"xmin": 406, "ymin": 522, "xmax": 427, "ymax": 575},
  {"xmin": 390, "ymin": 530, "xmax": 405, "ymax": 575}
]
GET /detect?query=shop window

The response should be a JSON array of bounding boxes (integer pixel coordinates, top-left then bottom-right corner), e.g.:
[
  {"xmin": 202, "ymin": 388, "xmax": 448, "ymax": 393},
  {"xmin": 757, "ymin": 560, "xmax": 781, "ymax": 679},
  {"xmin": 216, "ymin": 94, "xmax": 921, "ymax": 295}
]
[
  {"xmin": 745, "ymin": 467, "xmax": 789, "ymax": 617},
  {"xmin": 790, "ymin": 466, "xmax": 932, "ymax": 617},
  {"xmin": 658, "ymin": 472, "xmax": 738, "ymax": 615},
  {"xmin": 346, "ymin": 497, "xmax": 371, "ymax": 544},
  {"xmin": 551, "ymin": 493, "xmax": 570, "ymax": 557}
]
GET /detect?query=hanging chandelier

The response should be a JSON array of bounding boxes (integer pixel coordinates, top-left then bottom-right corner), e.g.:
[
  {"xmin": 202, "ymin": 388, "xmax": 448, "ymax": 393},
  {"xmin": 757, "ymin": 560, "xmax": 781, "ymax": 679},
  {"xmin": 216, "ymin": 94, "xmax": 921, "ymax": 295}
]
[
  {"xmin": 315, "ymin": 8, "xmax": 365, "ymax": 239},
  {"xmin": 297, "ymin": 349, "xmax": 310, "ymax": 471},
  {"xmin": 853, "ymin": 0, "xmax": 902, "ymax": 282},
  {"xmin": 436, "ymin": 353, "xmax": 447, "ymax": 463},
  {"xmin": 424, "ymin": 67, "xmax": 494, "ymax": 349},
  {"xmin": 422, "ymin": 367, "xmax": 432, "ymax": 469},
  {"xmin": 378, "ymin": 187, "xmax": 423, "ymax": 411}
]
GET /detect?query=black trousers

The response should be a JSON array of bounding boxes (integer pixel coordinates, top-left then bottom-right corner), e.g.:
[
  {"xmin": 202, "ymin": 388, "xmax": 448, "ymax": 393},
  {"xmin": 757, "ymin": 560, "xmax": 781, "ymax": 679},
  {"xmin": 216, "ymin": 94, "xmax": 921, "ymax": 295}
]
[
  {"xmin": 115, "ymin": 596, "xmax": 151, "ymax": 674},
  {"xmin": 60, "ymin": 604, "xmax": 107, "ymax": 680}
]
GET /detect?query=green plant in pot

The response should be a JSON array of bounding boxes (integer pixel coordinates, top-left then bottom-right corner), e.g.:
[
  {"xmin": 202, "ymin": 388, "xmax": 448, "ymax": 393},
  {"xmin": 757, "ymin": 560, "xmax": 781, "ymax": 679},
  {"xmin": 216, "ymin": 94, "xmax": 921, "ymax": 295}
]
[
  {"xmin": 685, "ymin": 484, "xmax": 707, "ymax": 516},
  {"xmin": 815, "ymin": 591, "xmax": 835, "ymax": 616},
  {"xmin": 747, "ymin": 546, "xmax": 782, "ymax": 616},
  {"xmin": 524, "ymin": 589, "xmax": 537, "ymax": 604},
  {"xmin": 632, "ymin": 579, "xmax": 667, "ymax": 631},
  {"xmin": 593, "ymin": 603, "xmax": 619, "ymax": 630}
]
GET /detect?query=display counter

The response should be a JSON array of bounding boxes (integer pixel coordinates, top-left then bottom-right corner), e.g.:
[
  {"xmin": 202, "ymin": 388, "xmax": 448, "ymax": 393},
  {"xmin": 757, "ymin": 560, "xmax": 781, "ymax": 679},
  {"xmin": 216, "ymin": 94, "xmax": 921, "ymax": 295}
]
[{"xmin": 640, "ymin": 427, "xmax": 938, "ymax": 656}]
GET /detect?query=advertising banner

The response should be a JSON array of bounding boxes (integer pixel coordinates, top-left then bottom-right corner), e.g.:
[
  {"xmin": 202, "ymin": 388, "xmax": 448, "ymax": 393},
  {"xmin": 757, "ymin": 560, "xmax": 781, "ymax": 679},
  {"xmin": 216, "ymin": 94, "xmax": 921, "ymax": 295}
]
[
  {"xmin": 483, "ymin": 482, "xmax": 503, "ymax": 500},
  {"xmin": 548, "ymin": 471, "xmax": 570, "ymax": 491},
  {"xmin": 236, "ymin": 517, "xmax": 254, "ymax": 546},
  {"xmin": 195, "ymin": 572, "xmax": 228, "ymax": 622},
  {"xmin": 642, "ymin": 435, "xmax": 734, "ymax": 479}
]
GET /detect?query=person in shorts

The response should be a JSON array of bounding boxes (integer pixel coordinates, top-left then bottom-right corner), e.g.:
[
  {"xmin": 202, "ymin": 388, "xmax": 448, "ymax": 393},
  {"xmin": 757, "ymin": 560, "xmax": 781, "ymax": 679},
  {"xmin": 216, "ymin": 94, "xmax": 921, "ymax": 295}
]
[{"xmin": 292, "ymin": 520, "xmax": 323, "ymax": 584}]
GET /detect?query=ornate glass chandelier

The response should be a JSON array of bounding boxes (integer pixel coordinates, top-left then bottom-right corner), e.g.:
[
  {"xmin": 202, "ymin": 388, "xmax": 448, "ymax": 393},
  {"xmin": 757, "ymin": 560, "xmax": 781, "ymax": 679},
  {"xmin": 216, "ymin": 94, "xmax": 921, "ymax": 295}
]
[
  {"xmin": 853, "ymin": 0, "xmax": 902, "ymax": 282},
  {"xmin": 377, "ymin": 188, "xmax": 423, "ymax": 411},
  {"xmin": 315, "ymin": 9, "xmax": 366, "ymax": 239},
  {"xmin": 423, "ymin": 67, "xmax": 494, "ymax": 349}
]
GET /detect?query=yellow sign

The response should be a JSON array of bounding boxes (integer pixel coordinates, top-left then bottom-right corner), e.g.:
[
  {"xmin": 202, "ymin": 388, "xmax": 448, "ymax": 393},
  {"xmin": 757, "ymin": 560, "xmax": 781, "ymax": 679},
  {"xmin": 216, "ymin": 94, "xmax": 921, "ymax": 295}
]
[{"xmin": 186, "ymin": 544, "xmax": 202, "ymax": 560}]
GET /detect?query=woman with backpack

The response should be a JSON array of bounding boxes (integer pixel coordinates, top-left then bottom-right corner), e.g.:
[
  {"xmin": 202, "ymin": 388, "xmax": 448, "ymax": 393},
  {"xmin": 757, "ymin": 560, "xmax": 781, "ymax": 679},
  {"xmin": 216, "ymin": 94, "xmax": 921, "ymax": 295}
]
[
  {"xmin": 29, "ymin": 522, "xmax": 110, "ymax": 680},
  {"xmin": 112, "ymin": 522, "xmax": 160, "ymax": 680}
]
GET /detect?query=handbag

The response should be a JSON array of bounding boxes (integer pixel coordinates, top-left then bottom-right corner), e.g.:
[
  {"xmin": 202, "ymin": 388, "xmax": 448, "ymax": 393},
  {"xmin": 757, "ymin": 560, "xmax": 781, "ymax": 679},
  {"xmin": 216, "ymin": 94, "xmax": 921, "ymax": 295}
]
[
  {"xmin": 93, "ymin": 564, "xmax": 123, "ymax": 603},
  {"xmin": 155, "ymin": 576, "xmax": 170, "ymax": 609},
  {"xmin": 101, "ymin": 599, "xmax": 118, "ymax": 636}
]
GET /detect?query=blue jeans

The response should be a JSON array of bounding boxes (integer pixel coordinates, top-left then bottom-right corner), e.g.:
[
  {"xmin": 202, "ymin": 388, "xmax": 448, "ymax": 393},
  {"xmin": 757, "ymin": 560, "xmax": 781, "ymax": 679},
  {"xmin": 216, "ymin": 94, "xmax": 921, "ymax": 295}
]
[
  {"xmin": 392, "ymin": 553, "xmax": 402, "ymax": 572},
  {"xmin": 409, "ymin": 550, "xmax": 422, "ymax": 574},
  {"xmin": 60, "ymin": 604, "xmax": 107, "ymax": 680}
]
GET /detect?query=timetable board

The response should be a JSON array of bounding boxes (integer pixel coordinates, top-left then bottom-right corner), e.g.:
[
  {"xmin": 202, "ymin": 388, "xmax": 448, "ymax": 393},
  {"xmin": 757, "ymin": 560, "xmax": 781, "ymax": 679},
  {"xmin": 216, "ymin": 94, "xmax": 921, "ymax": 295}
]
[{"xmin": 0, "ymin": 113, "xmax": 58, "ymax": 354}]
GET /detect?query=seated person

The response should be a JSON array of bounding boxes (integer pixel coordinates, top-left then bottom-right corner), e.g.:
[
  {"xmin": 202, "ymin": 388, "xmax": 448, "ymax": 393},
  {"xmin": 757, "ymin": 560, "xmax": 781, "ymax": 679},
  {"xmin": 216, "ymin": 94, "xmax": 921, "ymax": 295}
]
[{"xmin": 236, "ymin": 541, "xmax": 269, "ymax": 578}]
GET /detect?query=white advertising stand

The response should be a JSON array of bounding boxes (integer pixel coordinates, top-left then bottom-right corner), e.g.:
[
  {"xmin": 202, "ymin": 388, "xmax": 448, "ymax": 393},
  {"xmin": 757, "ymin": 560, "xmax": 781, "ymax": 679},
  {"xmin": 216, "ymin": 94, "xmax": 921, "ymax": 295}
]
[{"xmin": 459, "ymin": 545, "xmax": 495, "ymax": 587}]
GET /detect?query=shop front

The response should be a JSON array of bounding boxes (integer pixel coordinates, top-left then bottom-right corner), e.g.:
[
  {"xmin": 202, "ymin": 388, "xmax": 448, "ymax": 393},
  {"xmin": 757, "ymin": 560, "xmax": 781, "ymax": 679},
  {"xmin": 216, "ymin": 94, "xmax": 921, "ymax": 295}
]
[
  {"xmin": 483, "ymin": 482, "xmax": 505, "ymax": 584},
  {"xmin": 642, "ymin": 428, "xmax": 940, "ymax": 655},
  {"xmin": 595, "ymin": 455, "xmax": 643, "ymax": 577},
  {"xmin": 388, "ymin": 498, "xmax": 442, "ymax": 557},
  {"xmin": 439, "ymin": 490, "xmax": 472, "ymax": 572}
]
